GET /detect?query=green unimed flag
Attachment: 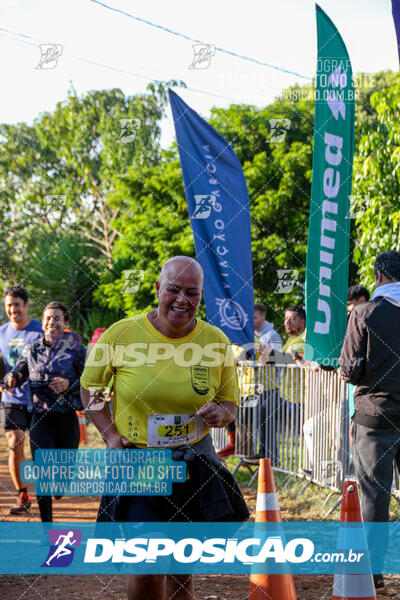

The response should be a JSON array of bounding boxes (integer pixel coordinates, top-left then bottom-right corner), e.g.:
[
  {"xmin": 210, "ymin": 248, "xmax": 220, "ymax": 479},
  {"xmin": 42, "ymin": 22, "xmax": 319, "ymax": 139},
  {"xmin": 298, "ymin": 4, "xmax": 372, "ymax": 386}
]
[{"xmin": 305, "ymin": 5, "xmax": 355, "ymax": 366}]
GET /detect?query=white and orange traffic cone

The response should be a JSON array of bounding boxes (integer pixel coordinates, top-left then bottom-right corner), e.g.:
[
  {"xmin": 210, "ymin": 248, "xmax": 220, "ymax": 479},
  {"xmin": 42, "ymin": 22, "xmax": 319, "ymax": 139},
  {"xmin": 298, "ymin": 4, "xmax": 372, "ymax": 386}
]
[
  {"xmin": 332, "ymin": 480, "xmax": 376, "ymax": 600},
  {"xmin": 76, "ymin": 410, "xmax": 88, "ymax": 445},
  {"xmin": 249, "ymin": 458, "xmax": 297, "ymax": 600}
]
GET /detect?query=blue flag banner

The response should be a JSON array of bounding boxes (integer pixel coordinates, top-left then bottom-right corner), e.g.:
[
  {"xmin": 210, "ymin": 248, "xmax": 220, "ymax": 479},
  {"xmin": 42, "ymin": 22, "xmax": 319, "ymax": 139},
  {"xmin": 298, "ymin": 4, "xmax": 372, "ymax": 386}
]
[
  {"xmin": 169, "ymin": 89, "xmax": 254, "ymax": 347},
  {"xmin": 392, "ymin": 0, "xmax": 400, "ymax": 64}
]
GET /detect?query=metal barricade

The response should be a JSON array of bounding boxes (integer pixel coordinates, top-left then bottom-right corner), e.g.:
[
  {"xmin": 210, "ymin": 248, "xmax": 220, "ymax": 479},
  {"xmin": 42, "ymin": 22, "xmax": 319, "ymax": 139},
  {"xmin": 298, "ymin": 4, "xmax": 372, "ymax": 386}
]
[
  {"xmin": 211, "ymin": 424, "xmax": 229, "ymax": 453},
  {"xmin": 302, "ymin": 367, "xmax": 350, "ymax": 491},
  {"xmin": 213, "ymin": 362, "xmax": 350, "ymax": 493}
]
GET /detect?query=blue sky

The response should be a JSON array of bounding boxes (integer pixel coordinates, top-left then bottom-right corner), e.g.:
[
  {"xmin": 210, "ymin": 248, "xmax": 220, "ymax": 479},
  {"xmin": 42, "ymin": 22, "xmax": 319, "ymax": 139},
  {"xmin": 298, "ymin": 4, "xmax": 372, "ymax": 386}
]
[{"xmin": 0, "ymin": 0, "xmax": 397, "ymax": 148}]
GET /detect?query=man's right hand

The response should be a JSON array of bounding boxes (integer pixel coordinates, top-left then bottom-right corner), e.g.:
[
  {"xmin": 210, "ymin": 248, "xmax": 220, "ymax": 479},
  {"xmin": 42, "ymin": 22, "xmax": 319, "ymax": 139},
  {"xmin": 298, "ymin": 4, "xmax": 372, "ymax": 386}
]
[{"xmin": 104, "ymin": 430, "xmax": 133, "ymax": 449}]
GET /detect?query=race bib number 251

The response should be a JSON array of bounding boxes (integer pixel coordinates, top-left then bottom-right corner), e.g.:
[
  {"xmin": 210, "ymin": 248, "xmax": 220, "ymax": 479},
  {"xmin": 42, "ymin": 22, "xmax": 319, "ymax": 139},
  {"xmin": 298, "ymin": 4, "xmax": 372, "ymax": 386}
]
[{"xmin": 147, "ymin": 413, "xmax": 204, "ymax": 447}]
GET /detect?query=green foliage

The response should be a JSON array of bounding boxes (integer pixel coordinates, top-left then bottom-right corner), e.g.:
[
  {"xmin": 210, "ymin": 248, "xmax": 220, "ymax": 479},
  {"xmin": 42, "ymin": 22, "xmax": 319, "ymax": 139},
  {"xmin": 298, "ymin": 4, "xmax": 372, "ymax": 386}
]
[
  {"xmin": 0, "ymin": 82, "xmax": 182, "ymax": 280},
  {"xmin": 93, "ymin": 151, "xmax": 200, "ymax": 315},
  {"xmin": 23, "ymin": 233, "xmax": 121, "ymax": 343},
  {"xmin": 352, "ymin": 72, "xmax": 400, "ymax": 288},
  {"xmin": 1, "ymin": 72, "xmax": 399, "ymax": 336},
  {"xmin": 95, "ymin": 72, "xmax": 400, "ymax": 334}
]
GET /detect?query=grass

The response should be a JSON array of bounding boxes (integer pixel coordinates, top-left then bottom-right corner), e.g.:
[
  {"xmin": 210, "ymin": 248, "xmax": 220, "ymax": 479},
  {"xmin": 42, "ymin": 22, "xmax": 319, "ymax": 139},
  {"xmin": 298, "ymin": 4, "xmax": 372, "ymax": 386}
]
[{"xmin": 224, "ymin": 455, "xmax": 400, "ymax": 522}]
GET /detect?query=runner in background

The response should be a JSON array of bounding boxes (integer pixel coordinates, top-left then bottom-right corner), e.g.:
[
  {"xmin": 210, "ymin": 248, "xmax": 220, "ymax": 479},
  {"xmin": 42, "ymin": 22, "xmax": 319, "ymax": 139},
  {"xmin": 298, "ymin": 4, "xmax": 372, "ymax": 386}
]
[
  {"xmin": 6, "ymin": 301, "xmax": 86, "ymax": 522},
  {"xmin": 81, "ymin": 256, "xmax": 249, "ymax": 600},
  {"xmin": 0, "ymin": 286, "xmax": 42, "ymax": 515}
]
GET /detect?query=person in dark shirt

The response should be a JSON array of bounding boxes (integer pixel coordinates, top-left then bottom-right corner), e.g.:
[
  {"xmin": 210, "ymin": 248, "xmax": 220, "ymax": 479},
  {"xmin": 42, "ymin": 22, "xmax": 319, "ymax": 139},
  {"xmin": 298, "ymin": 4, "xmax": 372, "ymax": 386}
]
[
  {"xmin": 340, "ymin": 251, "xmax": 400, "ymax": 593},
  {"xmin": 6, "ymin": 301, "xmax": 86, "ymax": 522}
]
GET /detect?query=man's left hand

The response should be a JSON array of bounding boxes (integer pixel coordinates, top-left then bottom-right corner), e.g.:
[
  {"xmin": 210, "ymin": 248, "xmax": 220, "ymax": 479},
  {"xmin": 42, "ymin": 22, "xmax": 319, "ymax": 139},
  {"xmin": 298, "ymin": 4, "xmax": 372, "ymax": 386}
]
[{"xmin": 197, "ymin": 401, "xmax": 236, "ymax": 428}]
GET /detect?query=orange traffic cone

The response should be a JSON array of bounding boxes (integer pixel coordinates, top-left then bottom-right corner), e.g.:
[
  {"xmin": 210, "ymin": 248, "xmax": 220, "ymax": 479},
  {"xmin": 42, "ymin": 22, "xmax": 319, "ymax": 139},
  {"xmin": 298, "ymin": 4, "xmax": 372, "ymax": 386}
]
[
  {"xmin": 249, "ymin": 458, "xmax": 297, "ymax": 600},
  {"xmin": 332, "ymin": 481, "xmax": 376, "ymax": 600},
  {"xmin": 76, "ymin": 410, "xmax": 88, "ymax": 445}
]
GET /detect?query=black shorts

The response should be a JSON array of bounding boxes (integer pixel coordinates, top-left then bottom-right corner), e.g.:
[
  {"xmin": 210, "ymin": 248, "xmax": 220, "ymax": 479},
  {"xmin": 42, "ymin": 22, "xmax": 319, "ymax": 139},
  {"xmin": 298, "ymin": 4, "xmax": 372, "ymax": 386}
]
[
  {"xmin": 121, "ymin": 479, "xmax": 200, "ymax": 522},
  {"xmin": 1, "ymin": 402, "xmax": 31, "ymax": 431}
]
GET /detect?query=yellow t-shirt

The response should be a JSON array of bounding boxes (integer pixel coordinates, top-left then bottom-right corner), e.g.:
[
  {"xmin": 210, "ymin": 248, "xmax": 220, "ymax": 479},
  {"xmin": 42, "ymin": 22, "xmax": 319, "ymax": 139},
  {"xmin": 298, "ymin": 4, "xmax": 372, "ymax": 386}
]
[{"xmin": 80, "ymin": 314, "xmax": 238, "ymax": 448}]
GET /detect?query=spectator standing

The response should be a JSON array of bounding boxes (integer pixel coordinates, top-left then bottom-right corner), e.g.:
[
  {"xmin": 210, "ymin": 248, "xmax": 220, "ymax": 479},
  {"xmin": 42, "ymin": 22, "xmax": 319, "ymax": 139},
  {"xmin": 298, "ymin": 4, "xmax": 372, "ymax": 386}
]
[
  {"xmin": 282, "ymin": 306, "xmax": 306, "ymax": 357},
  {"xmin": 0, "ymin": 286, "xmax": 42, "ymax": 514},
  {"xmin": 340, "ymin": 251, "xmax": 400, "ymax": 593},
  {"xmin": 254, "ymin": 303, "xmax": 283, "ymax": 357},
  {"xmin": 347, "ymin": 284, "xmax": 370, "ymax": 316},
  {"xmin": 347, "ymin": 286, "xmax": 370, "ymax": 421}
]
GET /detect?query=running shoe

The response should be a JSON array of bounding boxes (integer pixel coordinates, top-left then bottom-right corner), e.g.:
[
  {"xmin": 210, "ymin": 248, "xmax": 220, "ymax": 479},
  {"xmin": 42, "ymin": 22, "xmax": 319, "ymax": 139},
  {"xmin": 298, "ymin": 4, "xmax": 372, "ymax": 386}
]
[{"xmin": 9, "ymin": 491, "xmax": 31, "ymax": 515}]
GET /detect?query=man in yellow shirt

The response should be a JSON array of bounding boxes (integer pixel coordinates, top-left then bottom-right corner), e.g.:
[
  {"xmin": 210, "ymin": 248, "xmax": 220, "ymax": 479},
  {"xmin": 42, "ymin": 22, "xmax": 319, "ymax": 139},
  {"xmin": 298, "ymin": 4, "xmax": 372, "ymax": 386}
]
[
  {"xmin": 80, "ymin": 256, "xmax": 248, "ymax": 600},
  {"xmin": 282, "ymin": 305, "xmax": 306, "ymax": 358}
]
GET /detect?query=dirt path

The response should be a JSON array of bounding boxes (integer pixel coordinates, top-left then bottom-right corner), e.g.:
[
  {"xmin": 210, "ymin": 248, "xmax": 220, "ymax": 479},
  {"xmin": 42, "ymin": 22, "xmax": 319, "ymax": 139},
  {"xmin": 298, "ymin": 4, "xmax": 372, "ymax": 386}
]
[
  {"xmin": 0, "ymin": 452, "xmax": 396, "ymax": 599},
  {"xmin": 0, "ymin": 455, "xmax": 333, "ymax": 600}
]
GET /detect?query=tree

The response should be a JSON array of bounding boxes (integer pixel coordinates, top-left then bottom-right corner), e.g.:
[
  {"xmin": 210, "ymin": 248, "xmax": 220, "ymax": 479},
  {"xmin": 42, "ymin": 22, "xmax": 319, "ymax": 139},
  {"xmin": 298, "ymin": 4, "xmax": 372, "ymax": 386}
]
[
  {"xmin": 0, "ymin": 82, "xmax": 183, "ymax": 279},
  {"xmin": 94, "ymin": 150, "xmax": 195, "ymax": 315},
  {"xmin": 24, "ymin": 233, "xmax": 122, "ymax": 343},
  {"xmin": 352, "ymin": 73, "xmax": 400, "ymax": 288}
]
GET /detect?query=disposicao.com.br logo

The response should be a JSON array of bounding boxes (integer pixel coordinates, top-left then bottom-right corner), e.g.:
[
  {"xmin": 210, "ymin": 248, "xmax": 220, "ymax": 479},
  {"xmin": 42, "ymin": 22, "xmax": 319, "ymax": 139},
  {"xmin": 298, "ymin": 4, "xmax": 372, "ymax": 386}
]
[
  {"xmin": 84, "ymin": 536, "xmax": 314, "ymax": 564},
  {"xmin": 0, "ymin": 522, "xmax": 384, "ymax": 575}
]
